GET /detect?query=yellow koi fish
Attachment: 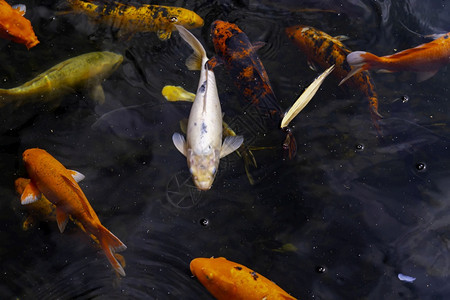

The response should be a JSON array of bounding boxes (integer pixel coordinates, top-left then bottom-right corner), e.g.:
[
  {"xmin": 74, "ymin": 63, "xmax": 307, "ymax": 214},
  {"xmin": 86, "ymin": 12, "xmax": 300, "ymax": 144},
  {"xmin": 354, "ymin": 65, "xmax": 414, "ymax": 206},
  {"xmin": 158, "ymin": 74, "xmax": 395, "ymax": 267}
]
[
  {"xmin": 21, "ymin": 148, "xmax": 127, "ymax": 276},
  {"xmin": 65, "ymin": 0, "xmax": 204, "ymax": 40},
  {"xmin": 0, "ymin": 51, "xmax": 123, "ymax": 107},
  {"xmin": 191, "ymin": 257, "xmax": 297, "ymax": 299}
]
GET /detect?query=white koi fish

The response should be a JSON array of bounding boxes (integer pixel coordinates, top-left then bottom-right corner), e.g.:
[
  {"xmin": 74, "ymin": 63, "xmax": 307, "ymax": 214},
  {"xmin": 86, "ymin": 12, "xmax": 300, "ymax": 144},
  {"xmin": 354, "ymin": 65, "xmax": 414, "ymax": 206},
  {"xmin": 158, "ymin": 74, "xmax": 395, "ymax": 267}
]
[{"xmin": 172, "ymin": 25, "xmax": 243, "ymax": 190}]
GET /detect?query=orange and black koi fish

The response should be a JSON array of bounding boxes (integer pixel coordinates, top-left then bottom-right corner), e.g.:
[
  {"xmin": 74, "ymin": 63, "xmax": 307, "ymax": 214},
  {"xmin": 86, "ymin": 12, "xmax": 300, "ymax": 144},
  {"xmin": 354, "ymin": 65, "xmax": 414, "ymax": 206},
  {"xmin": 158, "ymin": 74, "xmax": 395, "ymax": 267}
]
[
  {"xmin": 65, "ymin": 0, "xmax": 204, "ymax": 40},
  {"xmin": 285, "ymin": 25, "xmax": 381, "ymax": 123},
  {"xmin": 209, "ymin": 20, "xmax": 296, "ymax": 159},
  {"xmin": 191, "ymin": 257, "xmax": 297, "ymax": 299},
  {"xmin": 0, "ymin": 2, "xmax": 39, "ymax": 49},
  {"xmin": 341, "ymin": 32, "xmax": 450, "ymax": 83}
]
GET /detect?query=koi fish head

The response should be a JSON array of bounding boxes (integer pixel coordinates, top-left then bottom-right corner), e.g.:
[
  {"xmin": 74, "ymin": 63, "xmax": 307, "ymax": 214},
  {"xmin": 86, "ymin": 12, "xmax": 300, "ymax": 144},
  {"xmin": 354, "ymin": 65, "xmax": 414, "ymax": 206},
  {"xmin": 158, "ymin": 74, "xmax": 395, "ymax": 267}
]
[
  {"xmin": 187, "ymin": 150, "xmax": 219, "ymax": 190},
  {"xmin": 210, "ymin": 20, "xmax": 243, "ymax": 56},
  {"xmin": 190, "ymin": 257, "xmax": 235, "ymax": 294},
  {"xmin": 87, "ymin": 52, "xmax": 123, "ymax": 77},
  {"xmin": 168, "ymin": 7, "xmax": 204, "ymax": 30},
  {"xmin": 22, "ymin": 148, "xmax": 47, "ymax": 173}
]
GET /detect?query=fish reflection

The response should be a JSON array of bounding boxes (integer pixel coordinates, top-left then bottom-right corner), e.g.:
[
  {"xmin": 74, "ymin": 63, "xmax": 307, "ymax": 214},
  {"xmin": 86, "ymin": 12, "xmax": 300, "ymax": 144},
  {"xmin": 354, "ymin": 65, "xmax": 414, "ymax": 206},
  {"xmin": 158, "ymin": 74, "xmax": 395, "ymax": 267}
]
[
  {"xmin": 0, "ymin": 51, "xmax": 123, "ymax": 107},
  {"xmin": 21, "ymin": 148, "xmax": 127, "ymax": 276},
  {"xmin": 0, "ymin": 2, "xmax": 39, "ymax": 49},
  {"xmin": 341, "ymin": 32, "xmax": 450, "ymax": 83},
  {"xmin": 64, "ymin": 0, "xmax": 204, "ymax": 40},
  {"xmin": 190, "ymin": 257, "xmax": 297, "ymax": 299},
  {"xmin": 172, "ymin": 25, "xmax": 243, "ymax": 191}
]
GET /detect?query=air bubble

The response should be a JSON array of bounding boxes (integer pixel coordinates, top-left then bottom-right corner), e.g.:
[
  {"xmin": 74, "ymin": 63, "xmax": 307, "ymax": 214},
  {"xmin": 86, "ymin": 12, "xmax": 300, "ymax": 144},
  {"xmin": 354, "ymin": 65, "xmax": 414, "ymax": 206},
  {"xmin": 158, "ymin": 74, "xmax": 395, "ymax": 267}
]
[
  {"xmin": 416, "ymin": 162, "xmax": 426, "ymax": 172},
  {"xmin": 316, "ymin": 265, "xmax": 326, "ymax": 273},
  {"xmin": 199, "ymin": 218, "xmax": 209, "ymax": 227}
]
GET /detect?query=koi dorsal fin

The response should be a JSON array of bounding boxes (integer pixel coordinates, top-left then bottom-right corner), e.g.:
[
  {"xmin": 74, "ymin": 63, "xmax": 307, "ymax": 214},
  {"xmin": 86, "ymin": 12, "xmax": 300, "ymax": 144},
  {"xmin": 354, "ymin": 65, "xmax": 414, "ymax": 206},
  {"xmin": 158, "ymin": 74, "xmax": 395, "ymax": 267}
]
[
  {"xmin": 56, "ymin": 207, "xmax": 69, "ymax": 233},
  {"xmin": 61, "ymin": 174, "xmax": 93, "ymax": 219},
  {"xmin": 68, "ymin": 170, "xmax": 85, "ymax": 182}
]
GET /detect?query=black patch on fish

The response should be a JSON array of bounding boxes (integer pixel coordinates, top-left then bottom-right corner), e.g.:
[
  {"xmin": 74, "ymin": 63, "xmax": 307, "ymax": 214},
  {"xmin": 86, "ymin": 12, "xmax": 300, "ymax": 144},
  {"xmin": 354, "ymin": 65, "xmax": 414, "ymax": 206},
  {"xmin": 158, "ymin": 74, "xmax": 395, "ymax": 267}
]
[
  {"xmin": 445, "ymin": 34, "xmax": 449, "ymax": 39},
  {"xmin": 342, "ymin": 60, "xmax": 352, "ymax": 72},
  {"xmin": 201, "ymin": 123, "xmax": 207, "ymax": 134},
  {"xmin": 199, "ymin": 81, "xmax": 207, "ymax": 93},
  {"xmin": 234, "ymin": 266, "xmax": 242, "ymax": 270},
  {"xmin": 327, "ymin": 55, "xmax": 337, "ymax": 67},
  {"xmin": 322, "ymin": 43, "xmax": 335, "ymax": 62},
  {"xmin": 250, "ymin": 271, "xmax": 258, "ymax": 280}
]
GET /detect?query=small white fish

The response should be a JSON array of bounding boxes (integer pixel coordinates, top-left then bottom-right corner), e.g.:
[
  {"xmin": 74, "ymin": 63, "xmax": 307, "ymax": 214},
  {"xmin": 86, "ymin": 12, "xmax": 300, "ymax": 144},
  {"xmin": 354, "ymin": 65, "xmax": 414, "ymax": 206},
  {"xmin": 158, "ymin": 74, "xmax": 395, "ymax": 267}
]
[
  {"xmin": 172, "ymin": 25, "xmax": 243, "ymax": 190},
  {"xmin": 398, "ymin": 273, "xmax": 416, "ymax": 283},
  {"xmin": 281, "ymin": 65, "xmax": 335, "ymax": 128}
]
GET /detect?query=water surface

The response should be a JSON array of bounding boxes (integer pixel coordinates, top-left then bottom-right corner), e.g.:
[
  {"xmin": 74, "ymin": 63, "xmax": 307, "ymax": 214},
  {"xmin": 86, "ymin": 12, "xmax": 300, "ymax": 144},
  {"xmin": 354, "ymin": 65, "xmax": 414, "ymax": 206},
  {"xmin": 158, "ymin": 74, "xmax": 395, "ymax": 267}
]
[{"xmin": 1, "ymin": 0, "xmax": 450, "ymax": 299}]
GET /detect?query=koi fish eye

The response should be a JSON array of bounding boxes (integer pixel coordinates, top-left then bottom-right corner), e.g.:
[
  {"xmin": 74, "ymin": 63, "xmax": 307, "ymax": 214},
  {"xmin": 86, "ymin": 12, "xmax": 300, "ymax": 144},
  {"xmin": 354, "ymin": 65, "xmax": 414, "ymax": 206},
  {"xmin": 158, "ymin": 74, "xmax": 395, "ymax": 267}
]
[{"xmin": 169, "ymin": 16, "xmax": 178, "ymax": 23}]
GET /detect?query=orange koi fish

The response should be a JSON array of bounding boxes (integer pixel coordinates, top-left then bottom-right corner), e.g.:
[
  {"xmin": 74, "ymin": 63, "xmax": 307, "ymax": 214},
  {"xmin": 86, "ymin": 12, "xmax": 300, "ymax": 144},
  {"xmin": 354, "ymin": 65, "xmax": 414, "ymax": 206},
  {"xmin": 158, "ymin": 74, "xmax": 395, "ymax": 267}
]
[
  {"xmin": 190, "ymin": 257, "xmax": 297, "ymax": 300},
  {"xmin": 285, "ymin": 25, "xmax": 380, "ymax": 121},
  {"xmin": 15, "ymin": 177, "xmax": 126, "ymax": 274},
  {"xmin": 20, "ymin": 148, "xmax": 127, "ymax": 276},
  {"xmin": 65, "ymin": 0, "xmax": 204, "ymax": 40},
  {"xmin": 210, "ymin": 20, "xmax": 297, "ymax": 159},
  {"xmin": 0, "ymin": 2, "xmax": 39, "ymax": 48},
  {"xmin": 340, "ymin": 32, "xmax": 450, "ymax": 83}
]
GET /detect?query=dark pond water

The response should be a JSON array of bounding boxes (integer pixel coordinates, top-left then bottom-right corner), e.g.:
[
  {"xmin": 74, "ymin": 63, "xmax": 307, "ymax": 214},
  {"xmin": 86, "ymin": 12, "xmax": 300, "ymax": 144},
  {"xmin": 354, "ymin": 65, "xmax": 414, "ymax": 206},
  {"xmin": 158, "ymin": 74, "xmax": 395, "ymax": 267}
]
[{"xmin": 1, "ymin": 0, "xmax": 450, "ymax": 299}]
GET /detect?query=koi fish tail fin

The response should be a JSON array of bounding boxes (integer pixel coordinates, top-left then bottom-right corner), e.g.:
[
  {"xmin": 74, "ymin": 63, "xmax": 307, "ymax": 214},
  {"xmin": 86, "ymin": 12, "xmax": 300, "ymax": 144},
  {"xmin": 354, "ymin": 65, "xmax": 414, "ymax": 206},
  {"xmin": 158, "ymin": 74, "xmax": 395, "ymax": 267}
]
[
  {"xmin": 339, "ymin": 51, "xmax": 380, "ymax": 85},
  {"xmin": 98, "ymin": 224, "xmax": 127, "ymax": 276},
  {"xmin": 174, "ymin": 25, "xmax": 207, "ymax": 71}
]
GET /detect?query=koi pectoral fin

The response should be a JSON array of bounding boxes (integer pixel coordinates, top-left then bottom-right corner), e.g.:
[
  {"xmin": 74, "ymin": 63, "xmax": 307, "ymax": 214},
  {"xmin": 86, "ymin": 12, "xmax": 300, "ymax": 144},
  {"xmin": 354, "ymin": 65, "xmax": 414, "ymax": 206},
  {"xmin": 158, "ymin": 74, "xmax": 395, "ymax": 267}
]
[
  {"xmin": 56, "ymin": 207, "xmax": 69, "ymax": 233},
  {"xmin": 21, "ymin": 181, "xmax": 41, "ymax": 205},
  {"xmin": 172, "ymin": 133, "xmax": 188, "ymax": 156},
  {"xmin": 416, "ymin": 69, "xmax": 439, "ymax": 82},
  {"xmin": 88, "ymin": 84, "xmax": 105, "ymax": 104},
  {"xmin": 220, "ymin": 136, "xmax": 244, "ymax": 158},
  {"xmin": 68, "ymin": 170, "xmax": 85, "ymax": 182}
]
